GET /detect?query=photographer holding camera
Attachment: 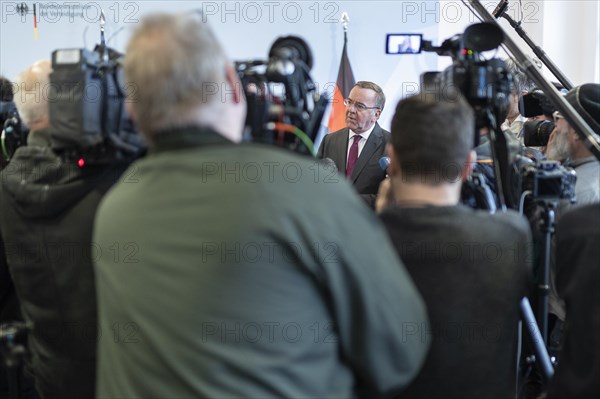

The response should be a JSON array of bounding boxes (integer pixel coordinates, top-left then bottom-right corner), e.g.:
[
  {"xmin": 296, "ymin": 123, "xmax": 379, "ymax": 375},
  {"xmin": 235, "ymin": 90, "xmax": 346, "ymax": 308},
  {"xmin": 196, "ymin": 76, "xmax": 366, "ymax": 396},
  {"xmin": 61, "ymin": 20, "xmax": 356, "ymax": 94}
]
[
  {"xmin": 546, "ymin": 83, "xmax": 600, "ymax": 206},
  {"xmin": 93, "ymin": 11, "xmax": 428, "ymax": 399},
  {"xmin": 0, "ymin": 59, "xmax": 132, "ymax": 398}
]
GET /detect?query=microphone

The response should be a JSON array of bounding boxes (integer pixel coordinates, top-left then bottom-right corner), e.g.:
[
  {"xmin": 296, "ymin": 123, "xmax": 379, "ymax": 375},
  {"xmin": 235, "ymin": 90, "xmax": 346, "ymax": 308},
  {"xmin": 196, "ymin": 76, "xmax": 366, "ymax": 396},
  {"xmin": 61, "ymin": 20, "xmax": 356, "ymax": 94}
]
[
  {"xmin": 492, "ymin": 0, "xmax": 509, "ymax": 19},
  {"xmin": 379, "ymin": 156, "xmax": 391, "ymax": 172}
]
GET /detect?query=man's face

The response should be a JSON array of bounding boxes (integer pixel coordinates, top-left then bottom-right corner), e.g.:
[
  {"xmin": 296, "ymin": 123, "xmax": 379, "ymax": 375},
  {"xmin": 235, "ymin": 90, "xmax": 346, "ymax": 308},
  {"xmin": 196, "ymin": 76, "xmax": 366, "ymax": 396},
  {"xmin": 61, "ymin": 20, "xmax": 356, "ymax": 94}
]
[
  {"xmin": 345, "ymin": 86, "xmax": 381, "ymax": 133},
  {"xmin": 547, "ymin": 118, "xmax": 572, "ymax": 161}
]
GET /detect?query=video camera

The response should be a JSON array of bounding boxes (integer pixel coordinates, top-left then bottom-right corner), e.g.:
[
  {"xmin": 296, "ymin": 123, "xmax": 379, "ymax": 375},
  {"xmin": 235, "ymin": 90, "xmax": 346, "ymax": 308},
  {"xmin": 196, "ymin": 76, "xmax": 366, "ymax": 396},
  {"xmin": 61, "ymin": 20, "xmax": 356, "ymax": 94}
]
[
  {"xmin": 520, "ymin": 86, "xmax": 566, "ymax": 147},
  {"xmin": 386, "ymin": 22, "xmax": 578, "ymax": 211},
  {"xmin": 521, "ymin": 160, "xmax": 576, "ymax": 204},
  {"xmin": 235, "ymin": 36, "xmax": 329, "ymax": 156},
  {"xmin": 48, "ymin": 44, "xmax": 145, "ymax": 165},
  {"xmin": 388, "ymin": 22, "xmax": 512, "ymax": 141}
]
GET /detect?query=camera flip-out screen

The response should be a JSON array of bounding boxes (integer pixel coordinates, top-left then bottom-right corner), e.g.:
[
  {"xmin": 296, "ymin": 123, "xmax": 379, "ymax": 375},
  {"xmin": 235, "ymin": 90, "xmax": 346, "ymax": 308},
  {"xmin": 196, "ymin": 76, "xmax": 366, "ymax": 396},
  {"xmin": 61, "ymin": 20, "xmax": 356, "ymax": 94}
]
[{"xmin": 386, "ymin": 34, "xmax": 423, "ymax": 54}]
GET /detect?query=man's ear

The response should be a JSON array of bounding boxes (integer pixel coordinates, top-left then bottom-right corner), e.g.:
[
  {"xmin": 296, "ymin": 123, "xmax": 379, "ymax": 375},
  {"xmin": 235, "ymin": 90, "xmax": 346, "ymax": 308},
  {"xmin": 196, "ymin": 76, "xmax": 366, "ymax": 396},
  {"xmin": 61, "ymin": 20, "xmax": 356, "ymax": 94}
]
[
  {"xmin": 374, "ymin": 108, "xmax": 382, "ymax": 121},
  {"xmin": 225, "ymin": 64, "xmax": 243, "ymax": 104},
  {"xmin": 386, "ymin": 143, "xmax": 398, "ymax": 177},
  {"xmin": 461, "ymin": 150, "xmax": 477, "ymax": 182}
]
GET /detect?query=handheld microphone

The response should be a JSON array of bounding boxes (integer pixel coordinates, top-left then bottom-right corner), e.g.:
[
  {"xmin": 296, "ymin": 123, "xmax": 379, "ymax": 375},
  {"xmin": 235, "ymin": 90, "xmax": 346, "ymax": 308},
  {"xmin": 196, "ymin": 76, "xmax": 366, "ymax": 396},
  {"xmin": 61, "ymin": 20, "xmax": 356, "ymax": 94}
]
[
  {"xmin": 492, "ymin": 0, "xmax": 509, "ymax": 19},
  {"xmin": 379, "ymin": 156, "xmax": 391, "ymax": 172}
]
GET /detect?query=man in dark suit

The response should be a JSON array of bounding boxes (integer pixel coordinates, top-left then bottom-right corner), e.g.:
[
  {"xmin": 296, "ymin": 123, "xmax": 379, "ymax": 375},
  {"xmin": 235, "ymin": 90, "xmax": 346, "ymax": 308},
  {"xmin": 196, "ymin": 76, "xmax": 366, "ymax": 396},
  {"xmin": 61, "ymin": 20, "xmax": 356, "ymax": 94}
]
[{"xmin": 317, "ymin": 81, "xmax": 390, "ymax": 208}]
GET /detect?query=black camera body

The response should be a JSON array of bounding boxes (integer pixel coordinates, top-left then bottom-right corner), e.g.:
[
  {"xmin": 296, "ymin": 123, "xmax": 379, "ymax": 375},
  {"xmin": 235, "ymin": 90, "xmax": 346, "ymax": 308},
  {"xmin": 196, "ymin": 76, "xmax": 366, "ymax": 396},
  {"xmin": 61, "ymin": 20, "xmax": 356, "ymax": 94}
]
[
  {"xmin": 419, "ymin": 23, "xmax": 512, "ymax": 137},
  {"xmin": 521, "ymin": 160, "xmax": 576, "ymax": 203},
  {"xmin": 523, "ymin": 119, "xmax": 555, "ymax": 147},
  {"xmin": 235, "ymin": 36, "xmax": 328, "ymax": 155},
  {"xmin": 48, "ymin": 46, "xmax": 145, "ymax": 164},
  {"xmin": 519, "ymin": 89, "xmax": 558, "ymax": 147}
]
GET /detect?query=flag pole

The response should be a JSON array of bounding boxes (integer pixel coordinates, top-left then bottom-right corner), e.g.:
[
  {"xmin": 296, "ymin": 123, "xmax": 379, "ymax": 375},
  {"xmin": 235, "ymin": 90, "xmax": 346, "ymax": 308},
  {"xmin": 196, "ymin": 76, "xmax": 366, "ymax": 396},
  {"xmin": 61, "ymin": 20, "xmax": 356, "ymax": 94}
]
[
  {"xmin": 341, "ymin": 12, "xmax": 349, "ymax": 44},
  {"xmin": 327, "ymin": 11, "xmax": 355, "ymax": 133}
]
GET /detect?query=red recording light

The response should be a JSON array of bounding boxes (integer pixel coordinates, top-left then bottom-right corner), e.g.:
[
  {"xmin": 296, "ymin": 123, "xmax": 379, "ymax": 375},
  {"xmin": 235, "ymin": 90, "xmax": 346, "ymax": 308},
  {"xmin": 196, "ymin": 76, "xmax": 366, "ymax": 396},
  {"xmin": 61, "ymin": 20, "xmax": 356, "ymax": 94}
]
[{"xmin": 78, "ymin": 158, "xmax": 85, "ymax": 168}]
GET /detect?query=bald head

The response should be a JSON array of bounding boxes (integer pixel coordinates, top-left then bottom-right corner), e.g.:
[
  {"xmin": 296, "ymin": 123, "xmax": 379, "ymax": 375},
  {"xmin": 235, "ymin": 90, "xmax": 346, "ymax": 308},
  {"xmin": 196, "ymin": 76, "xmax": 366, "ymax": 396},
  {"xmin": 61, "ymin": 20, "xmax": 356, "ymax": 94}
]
[{"xmin": 13, "ymin": 59, "xmax": 52, "ymax": 130}]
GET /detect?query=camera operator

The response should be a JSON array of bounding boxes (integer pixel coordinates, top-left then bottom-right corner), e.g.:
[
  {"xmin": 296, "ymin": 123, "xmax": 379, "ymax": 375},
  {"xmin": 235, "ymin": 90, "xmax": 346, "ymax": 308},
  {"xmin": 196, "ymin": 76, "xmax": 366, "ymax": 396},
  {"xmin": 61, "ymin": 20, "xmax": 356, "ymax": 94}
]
[
  {"xmin": 0, "ymin": 59, "xmax": 132, "ymax": 398},
  {"xmin": 519, "ymin": 83, "xmax": 570, "ymax": 159},
  {"xmin": 546, "ymin": 83, "xmax": 600, "ymax": 206},
  {"xmin": 376, "ymin": 90, "xmax": 532, "ymax": 398},
  {"xmin": 93, "ymin": 12, "xmax": 428, "ymax": 399}
]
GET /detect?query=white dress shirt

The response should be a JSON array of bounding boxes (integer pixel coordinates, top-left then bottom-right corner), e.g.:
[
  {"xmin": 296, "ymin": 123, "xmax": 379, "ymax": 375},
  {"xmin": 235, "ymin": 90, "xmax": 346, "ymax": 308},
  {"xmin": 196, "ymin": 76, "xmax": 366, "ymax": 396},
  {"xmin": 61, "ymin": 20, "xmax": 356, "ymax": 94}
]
[{"xmin": 347, "ymin": 124, "xmax": 376, "ymax": 161}]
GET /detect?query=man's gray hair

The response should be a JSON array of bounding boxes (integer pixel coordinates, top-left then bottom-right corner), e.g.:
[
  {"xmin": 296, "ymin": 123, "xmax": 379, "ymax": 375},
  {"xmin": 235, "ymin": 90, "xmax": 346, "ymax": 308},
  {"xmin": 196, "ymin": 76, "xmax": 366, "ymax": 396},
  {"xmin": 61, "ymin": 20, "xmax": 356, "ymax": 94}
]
[
  {"xmin": 505, "ymin": 58, "xmax": 535, "ymax": 94},
  {"xmin": 124, "ymin": 12, "xmax": 229, "ymax": 137},
  {"xmin": 355, "ymin": 81, "xmax": 386, "ymax": 110},
  {"xmin": 13, "ymin": 60, "xmax": 52, "ymax": 128}
]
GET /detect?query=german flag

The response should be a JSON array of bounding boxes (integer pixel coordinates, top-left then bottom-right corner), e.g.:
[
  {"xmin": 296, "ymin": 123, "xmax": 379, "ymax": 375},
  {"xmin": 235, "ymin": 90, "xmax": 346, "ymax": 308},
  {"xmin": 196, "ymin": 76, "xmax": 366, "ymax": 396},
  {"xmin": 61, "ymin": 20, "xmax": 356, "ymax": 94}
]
[{"xmin": 327, "ymin": 32, "xmax": 355, "ymax": 133}]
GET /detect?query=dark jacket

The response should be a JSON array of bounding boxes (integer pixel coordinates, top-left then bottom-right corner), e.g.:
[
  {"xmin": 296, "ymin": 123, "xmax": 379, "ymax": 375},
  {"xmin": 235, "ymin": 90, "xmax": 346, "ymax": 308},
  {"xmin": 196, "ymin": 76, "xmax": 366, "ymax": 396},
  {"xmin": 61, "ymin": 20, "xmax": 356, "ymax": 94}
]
[
  {"xmin": 380, "ymin": 205, "xmax": 532, "ymax": 399},
  {"xmin": 0, "ymin": 129, "xmax": 129, "ymax": 399},
  {"xmin": 317, "ymin": 123, "xmax": 390, "ymax": 208},
  {"xmin": 94, "ymin": 126, "xmax": 429, "ymax": 399}
]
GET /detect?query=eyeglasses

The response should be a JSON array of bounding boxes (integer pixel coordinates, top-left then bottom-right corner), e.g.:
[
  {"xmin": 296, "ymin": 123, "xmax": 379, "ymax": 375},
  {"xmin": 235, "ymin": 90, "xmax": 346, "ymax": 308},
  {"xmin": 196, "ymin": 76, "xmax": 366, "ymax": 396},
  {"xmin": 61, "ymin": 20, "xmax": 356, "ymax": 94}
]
[
  {"xmin": 553, "ymin": 111, "xmax": 565, "ymax": 123},
  {"xmin": 344, "ymin": 98, "xmax": 380, "ymax": 112}
]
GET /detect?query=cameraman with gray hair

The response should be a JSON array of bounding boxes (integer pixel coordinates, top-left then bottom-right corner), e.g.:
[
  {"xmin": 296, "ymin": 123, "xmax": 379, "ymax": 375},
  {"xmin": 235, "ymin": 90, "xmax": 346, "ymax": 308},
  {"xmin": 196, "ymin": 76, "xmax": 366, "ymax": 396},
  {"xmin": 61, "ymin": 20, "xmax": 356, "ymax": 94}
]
[{"xmin": 0, "ymin": 58, "xmax": 132, "ymax": 398}]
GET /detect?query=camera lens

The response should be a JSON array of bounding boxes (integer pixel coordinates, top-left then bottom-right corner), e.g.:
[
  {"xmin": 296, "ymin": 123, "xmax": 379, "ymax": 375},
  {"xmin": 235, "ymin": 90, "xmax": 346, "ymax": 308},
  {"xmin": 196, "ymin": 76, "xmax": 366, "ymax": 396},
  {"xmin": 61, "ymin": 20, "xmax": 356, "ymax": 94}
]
[{"xmin": 523, "ymin": 119, "xmax": 555, "ymax": 147}]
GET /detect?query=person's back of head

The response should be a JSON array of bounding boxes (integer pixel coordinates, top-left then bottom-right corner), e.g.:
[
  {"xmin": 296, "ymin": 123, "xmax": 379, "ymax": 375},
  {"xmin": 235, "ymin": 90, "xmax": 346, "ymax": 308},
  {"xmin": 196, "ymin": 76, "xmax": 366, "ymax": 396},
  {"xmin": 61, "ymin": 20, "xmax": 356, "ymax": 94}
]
[
  {"xmin": 387, "ymin": 90, "xmax": 475, "ymax": 201},
  {"xmin": 124, "ymin": 12, "xmax": 245, "ymax": 143},
  {"xmin": 12, "ymin": 60, "xmax": 52, "ymax": 131},
  {"xmin": 380, "ymin": 89, "xmax": 532, "ymax": 399}
]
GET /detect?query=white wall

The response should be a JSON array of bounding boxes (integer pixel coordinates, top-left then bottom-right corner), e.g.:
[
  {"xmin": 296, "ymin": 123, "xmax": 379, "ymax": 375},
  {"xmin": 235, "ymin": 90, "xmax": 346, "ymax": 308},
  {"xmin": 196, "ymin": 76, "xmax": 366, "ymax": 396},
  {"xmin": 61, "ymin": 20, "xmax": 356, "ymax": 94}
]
[
  {"xmin": 1, "ymin": 0, "xmax": 598, "ymax": 131},
  {"xmin": 436, "ymin": 0, "xmax": 600, "ymax": 86}
]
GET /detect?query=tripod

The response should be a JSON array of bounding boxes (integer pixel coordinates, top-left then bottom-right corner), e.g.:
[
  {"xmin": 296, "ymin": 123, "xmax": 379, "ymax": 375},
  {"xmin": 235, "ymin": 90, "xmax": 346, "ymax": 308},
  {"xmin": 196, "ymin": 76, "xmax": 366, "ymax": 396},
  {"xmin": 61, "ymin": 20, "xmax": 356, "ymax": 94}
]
[{"xmin": 536, "ymin": 201, "xmax": 557, "ymax": 345}]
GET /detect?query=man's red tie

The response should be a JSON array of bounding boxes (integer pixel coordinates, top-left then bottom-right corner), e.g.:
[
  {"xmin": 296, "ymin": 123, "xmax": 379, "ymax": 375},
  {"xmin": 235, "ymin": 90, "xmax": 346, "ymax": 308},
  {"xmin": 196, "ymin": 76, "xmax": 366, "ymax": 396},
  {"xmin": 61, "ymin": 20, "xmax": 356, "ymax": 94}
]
[{"xmin": 346, "ymin": 135, "xmax": 362, "ymax": 178}]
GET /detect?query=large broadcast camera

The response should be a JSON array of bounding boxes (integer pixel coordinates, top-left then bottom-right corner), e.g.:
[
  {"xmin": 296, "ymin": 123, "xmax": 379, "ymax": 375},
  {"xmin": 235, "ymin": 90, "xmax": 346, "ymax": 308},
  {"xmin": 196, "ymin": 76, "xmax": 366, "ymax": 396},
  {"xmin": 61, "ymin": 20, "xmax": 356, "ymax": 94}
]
[
  {"xmin": 48, "ymin": 44, "xmax": 145, "ymax": 165},
  {"xmin": 387, "ymin": 22, "xmax": 577, "ymax": 211},
  {"xmin": 388, "ymin": 22, "xmax": 514, "ymax": 209},
  {"xmin": 235, "ymin": 36, "xmax": 329, "ymax": 155},
  {"xmin": 388, "ymin": 22, "xmax": 512, "ymax": 141}
]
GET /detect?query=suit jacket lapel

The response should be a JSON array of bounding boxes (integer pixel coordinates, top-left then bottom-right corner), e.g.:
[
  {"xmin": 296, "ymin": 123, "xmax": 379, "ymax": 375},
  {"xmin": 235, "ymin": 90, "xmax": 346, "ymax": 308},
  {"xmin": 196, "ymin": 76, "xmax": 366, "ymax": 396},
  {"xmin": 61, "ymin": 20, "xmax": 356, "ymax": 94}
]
[
  {"xmin": 333, "ymin": 129, "xmax": 350, "ymax": 174},
  {"xmin": 351, "ymin": 123, "xmax": 384, "ymax": 183}
]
